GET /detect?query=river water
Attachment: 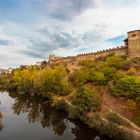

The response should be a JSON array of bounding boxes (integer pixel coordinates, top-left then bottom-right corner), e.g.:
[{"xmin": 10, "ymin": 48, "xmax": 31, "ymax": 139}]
[{"xmin": 0, "ymin": 91, "xmax": 109, "ymax": 140}]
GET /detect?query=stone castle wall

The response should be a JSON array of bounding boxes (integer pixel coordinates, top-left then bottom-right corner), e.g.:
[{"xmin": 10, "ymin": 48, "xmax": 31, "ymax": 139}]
[
  {"xmin": 49, "ymin": 46, "xmax": 128, "ymax": 64},
  {"xmin": 76, "ymin": 46, "xmax": 127, "ymax": 61},
  {"xmin": 49, "ymin": 30, "xmax": 140, "ymax": 64}
]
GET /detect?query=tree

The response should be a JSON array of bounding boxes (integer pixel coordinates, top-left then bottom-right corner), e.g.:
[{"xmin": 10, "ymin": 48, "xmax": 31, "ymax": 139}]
[
  {"xmin": 72, "ymin": 87, "xmax": 100, "ymax": 117},
  {"xmin": 102, "ymin": 67, "xmax": 117, "ymax": 81},
  {"xmin": 92, "ymin": 72, "xmax": 106, "ymax": 86},
  {"xmin": 110, "ymin": 75, "xmax": 140, "ymax": 99},
  {"xmin": 71, "ymin": 68, "xmax": 89, "ymax": 86}
]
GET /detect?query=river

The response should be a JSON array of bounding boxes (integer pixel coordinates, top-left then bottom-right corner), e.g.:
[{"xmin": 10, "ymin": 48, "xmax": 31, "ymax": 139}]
[{"xmin": 0, "ymin": 91, "xmax": 109, "ymax": 140}]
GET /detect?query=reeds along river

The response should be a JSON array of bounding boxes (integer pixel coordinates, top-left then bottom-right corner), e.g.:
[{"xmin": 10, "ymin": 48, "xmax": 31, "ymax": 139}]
[{"xmin": 0, "ymin": 91, "xmax": 109, "ymax": 140}]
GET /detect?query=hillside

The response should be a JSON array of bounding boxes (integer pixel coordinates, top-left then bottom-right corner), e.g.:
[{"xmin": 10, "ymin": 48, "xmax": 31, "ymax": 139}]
[{"xmin": 1, "ymin": 53, "xmax": 140, "ymax": 140}]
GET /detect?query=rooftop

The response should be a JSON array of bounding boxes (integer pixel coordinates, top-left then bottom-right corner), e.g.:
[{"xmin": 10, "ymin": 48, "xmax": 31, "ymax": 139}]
[{"xmin": 128, "ymin": 30, "xmax": 140, "ymax": 33}]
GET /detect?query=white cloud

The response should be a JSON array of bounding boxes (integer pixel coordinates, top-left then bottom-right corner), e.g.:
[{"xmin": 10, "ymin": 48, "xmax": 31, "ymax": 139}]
[{"xmin": 0, "ymin": 0, "xmax": 140, "ymax": 68}]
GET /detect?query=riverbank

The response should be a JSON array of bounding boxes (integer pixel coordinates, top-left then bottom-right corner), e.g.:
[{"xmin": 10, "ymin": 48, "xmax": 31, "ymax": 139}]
[
  {"xmin": 1, "ymin": 54, "xmax": 140, "ymax": 140},
  {"xmin": 0, "ymin": 91, "xmax": 110, "ymax": 140},
  {"xmin": 52, "ymin": 95, "xmax": 140, "ymax": 140}
]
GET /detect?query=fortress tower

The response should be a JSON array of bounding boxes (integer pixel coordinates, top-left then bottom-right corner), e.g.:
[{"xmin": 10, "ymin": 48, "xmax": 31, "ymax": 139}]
[
  {"xmin": 126, "ymin": 30, "xmax": 140, "ymax": 57},
  {"xmin": 49, "ymin": 55, "xmax": 55, "ymax": 61}
]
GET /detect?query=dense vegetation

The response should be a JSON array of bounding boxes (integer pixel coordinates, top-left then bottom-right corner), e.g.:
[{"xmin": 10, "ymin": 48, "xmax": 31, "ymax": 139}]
[
  {"xmin": 70, "ymin": 54, "xmax": 140, "ymax": 100},
  {"xmin": 1, "ymin": 54, "xmax": 140, "ymax": 140},
  {"xmin": 2, "ymin": 54, "xmax": 139, "ymax": 101},
  {"xmin": 69, "ymin": 87, "xmax": 100, "ymax": 119},
  {"xmin": 10, "ymin": 65, "xmax": 72, "ymax": 98}
]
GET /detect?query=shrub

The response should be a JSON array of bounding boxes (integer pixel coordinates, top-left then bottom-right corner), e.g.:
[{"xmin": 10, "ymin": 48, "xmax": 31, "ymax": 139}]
[
  {"xmin": 118, "ymin": 60, "xmax": 132, "ymax": 70},
  {"xmin": 102, "ymin": 67, "xmax": 117, "ymax": 81},
  {"xmin": 134, "ymin": 112, "xmax": 140, "ymax": 126},
  {"xmin": 106, "ymin": 112, "xmax": 121, "ymax": 125},
  {"xmin": 106, "ymin": 53, "xmax": 115, "ymax": 57},
  {"xmin": 12, "ymin": 65, "xmax": 71, "ymax": 97},
  {"xmin": 71, "ymin": 69, "xmax": 89, "ymax": 86},
  {"xmin": 92, "ymin": 72, "xmax": 107, "ymax": 86},
  {"xmin": 80, "ymin": 59, "xmax": 95, "ymax": 68},
  {"xmin": 112, "ymin": 72, "xmax": 125, "ymax": 85},
  {"xmin": 67, "ymin": 106, "xmax": 79, "ymax": 119},
  {"xmin": 51, "ymin": 96, "xmax": 65, "ymax": 110},
  {"xmin": 127, "ymin": 99, "xmax": 136, "ymax": 110},
  {"xmin": 132, "ymin": 57, "xmax": 140, "ymax": 65},
  {"xmin": 127, "ymin": 67, "xmax": 136, "ymax": 75},
  {"xmin": 72, "ymin": 87, "xmax": 100, "ymax": 114},
  {"xmin": 105, "ymin": 55, "xmax": 122, "ymax": 68},
  {"xmin": 101, "ymin": 122, "xmax": 134, "ymax": 140},
  {"xmin": 110, "ymin": 75, "xmax": 140, "ymax": 99}
]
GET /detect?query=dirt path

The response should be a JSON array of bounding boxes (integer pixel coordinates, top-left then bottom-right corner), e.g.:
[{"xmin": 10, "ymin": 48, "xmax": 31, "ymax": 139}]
[
  {"xmin": 61, "ymin": 96, "xmax": 140, "ymax": 139},
  {"xmin": 102, "ymin": 105, "xmax": 140, "ymax": 132}
]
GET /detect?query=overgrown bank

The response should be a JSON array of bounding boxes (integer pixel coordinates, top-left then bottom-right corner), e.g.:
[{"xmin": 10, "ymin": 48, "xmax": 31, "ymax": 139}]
[{"xmin": 1, "ymin": 54, "xmax": 140, "ymax": 139}]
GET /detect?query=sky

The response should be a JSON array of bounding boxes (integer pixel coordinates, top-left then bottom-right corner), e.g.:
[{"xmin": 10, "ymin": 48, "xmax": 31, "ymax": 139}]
[{"xmin": 0, "ymin": 0, "xmax": 140, "ymax": 68}]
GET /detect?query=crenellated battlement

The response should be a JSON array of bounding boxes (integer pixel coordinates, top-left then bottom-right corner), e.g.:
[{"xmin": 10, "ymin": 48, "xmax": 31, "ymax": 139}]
[
  {"xmin": 49, "ymin": 30, "xmax": 140, "ymax": 64},
  {"xmin": 77, "ymin": 46, "xmax": 126, "ymax": 56},
  {"xmin": 49, "ymin": 45, "xmax": 127, "ymax": 64}
]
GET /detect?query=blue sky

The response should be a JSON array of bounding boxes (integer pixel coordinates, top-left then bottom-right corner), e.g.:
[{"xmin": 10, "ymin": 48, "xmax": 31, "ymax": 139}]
[{"xmin": 0, "ymin": 0, "xmax": 140, "ymax": 68}]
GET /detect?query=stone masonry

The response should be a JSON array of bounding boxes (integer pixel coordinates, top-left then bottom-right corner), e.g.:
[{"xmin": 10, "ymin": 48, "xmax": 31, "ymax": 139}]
[{"xmin": 49, "ymin": 30, "xmax": 140, "ymax": 64}]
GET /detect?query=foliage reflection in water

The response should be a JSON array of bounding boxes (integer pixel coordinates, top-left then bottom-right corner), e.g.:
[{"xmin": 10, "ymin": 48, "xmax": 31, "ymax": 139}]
[{"xmin": 0, "ymin": 92, "xmax": 109, "ymax": 140}]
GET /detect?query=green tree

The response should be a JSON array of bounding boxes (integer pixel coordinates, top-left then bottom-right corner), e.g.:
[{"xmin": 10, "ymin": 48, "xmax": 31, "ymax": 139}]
[
  {"xmin": 71, "ymin": 68, "xmax": 89, "ymax": 86},
  {"xmin": 72, "ymin": 87, "xmax": 100, "ymax": 117},
  {"xmin": 92, "ymin": 72, "xmax": 106, "ymax": 86},
  {"xmin": 102, "ymin": 67, "xmax": 117, "ymax": 81},
  {"xmin": 110, "ymin": 75, "xmax": 140, "ymax": 99}
]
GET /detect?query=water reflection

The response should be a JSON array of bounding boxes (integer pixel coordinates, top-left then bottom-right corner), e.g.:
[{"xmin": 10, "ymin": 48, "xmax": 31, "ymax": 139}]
[
  {"xmin": 10, "ymin": 93, "xmax": 67, "ymax": 136},
  {"xmin": 1, "ymin": 92, "xmax": 109, "ymax": 140},
  {"xmin": 0, "ymin": 99, "xmax": 3, "ymax": 130},
  {"xmin": 0, "ymin": 112, "xmax": 3, "ymax": 131}
]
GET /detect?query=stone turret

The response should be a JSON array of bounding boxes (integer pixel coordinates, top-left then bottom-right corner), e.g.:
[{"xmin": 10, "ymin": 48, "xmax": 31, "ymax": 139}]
[
  {"xmin": 49, "ymin": 55, "xmax": 56, "ymax": 61},
  {"xmin": 127, "ymin": 30, "xmax": 140, "ymax": 57}
]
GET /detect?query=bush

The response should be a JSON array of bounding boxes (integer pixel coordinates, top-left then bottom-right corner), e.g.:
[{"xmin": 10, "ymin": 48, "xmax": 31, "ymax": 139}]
[
  {"xmin": 118, "ymin": 60, "xmax": 132, "ymax": 70},
  {"xmin": 101, "ymin": 123, "xmax": 134, "ymax": 140},
  {"xmin": 12, "ymin": 65, "xmax": 72, "ymax": 97},
  {"xmin": 92, "ymin": 72, "xmax": 107, "ymax": 86},
  {"xmin": 67, "ymin": 106, "xmax": 79, "ymax": 119},
  {"xmin": 51, "ymin": 96, "xmax": 65, "ymax": 110},
  {"xmin": 71, "ymin": 68, "xmax": 89, "ymax": 86},
  {"xmin": 110, "ymin": 75, "xmax": 140, "ymax": 99},
  {"xmin": 102, "ymin": 67, "xmax": 117, "ymax": 81},
  {"xmin": 127, "ymin": 100, "xmax": 136, "ymax": 110},
  {"xmin": 80, "ymin": 59, "xmax": 95, "ymax": 68},
  {"xmin": 127, "ymin": 67, "xmax": 136, "ymax": 75},
  {"xmin": 112, "ymin": 72, "xmax": 125, "ymax": 85},
  {"xmin": 106, "ymin": 112, "xmax": 121, "ymax": 125},
  {"xmin": 72, "ymin": 87, "xmax": 100, "ymax": 114},
  {"xmin": 134, "ymin": 112, "xmax": 140, "ymax": 126},
  {"xmin": 105, "ymin": 55, "xmax": 122, "ymax": 68}
]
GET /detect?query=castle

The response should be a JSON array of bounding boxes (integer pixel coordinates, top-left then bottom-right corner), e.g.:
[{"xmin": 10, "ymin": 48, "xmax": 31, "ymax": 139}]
[{"xmin": 49, "ymin": 30, "xmax": 140, "ymax": 64}]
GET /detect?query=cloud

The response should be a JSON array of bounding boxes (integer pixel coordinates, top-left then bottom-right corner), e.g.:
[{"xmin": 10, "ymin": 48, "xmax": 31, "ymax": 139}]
[
  {"xmin": 0, "ymin": 0, "xmax": 140, "ymax": 68},
  {"xmin": 0, "ymin": 0, "xmax": 96, "ymax": 24},
  {"xmin": 0, "ymin": 39, "xmax": 13, "ymax": 46},
  {"xmin": 19, "ymin": 26, "xmax": 79, "ymax": 58},
  {"xmin": 43, "ymin": 0, "xmax": 96, "ymax": 20}
]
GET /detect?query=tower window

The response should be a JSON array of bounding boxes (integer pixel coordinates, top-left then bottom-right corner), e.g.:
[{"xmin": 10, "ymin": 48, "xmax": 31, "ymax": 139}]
[{"xmin": 131, "ymin": 34, "xmax": 136, "ymax": 37}]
